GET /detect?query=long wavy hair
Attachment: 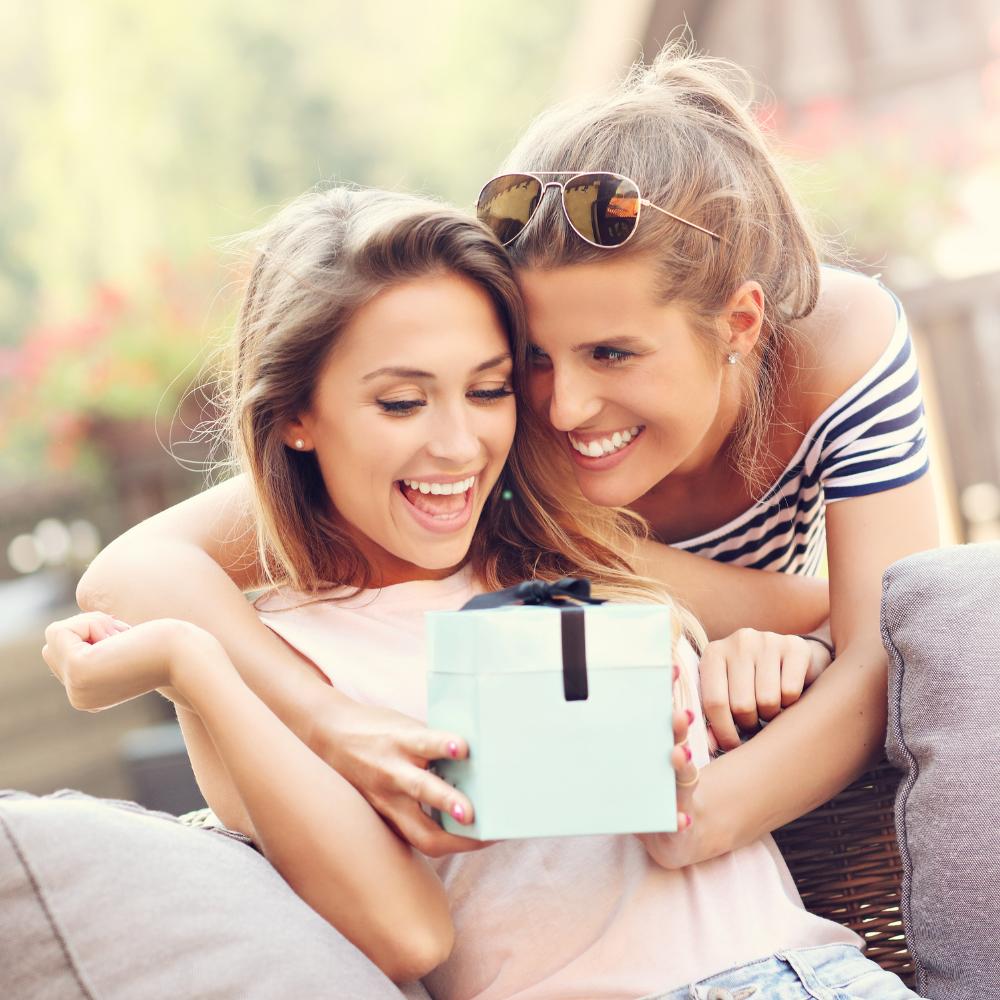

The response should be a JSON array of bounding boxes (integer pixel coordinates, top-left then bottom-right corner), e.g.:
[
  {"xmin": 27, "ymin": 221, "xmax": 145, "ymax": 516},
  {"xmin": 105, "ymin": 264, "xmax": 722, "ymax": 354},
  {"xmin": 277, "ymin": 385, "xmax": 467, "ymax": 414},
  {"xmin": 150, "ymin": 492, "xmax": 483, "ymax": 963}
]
[{"xmin": 217, "ymin": 184, "xmax": 704, "ymax": 657}]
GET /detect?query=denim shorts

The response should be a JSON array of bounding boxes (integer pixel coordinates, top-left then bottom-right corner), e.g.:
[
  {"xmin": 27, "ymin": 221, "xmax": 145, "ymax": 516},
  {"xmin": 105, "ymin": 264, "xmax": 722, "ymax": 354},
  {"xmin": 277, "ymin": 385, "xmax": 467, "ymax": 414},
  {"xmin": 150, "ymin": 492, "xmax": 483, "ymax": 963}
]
[{"xmin": 642, "ymin": 944, "xmax": 927, "ymax": 999}]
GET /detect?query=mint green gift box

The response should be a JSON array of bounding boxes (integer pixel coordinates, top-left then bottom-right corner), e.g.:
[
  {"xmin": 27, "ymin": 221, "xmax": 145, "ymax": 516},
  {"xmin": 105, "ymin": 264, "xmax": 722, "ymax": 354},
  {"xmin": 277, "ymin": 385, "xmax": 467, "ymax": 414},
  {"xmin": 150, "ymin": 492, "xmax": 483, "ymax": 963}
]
[{"xmin": 426, "ymin": 579, "xmax": 676, "ymax": 840}]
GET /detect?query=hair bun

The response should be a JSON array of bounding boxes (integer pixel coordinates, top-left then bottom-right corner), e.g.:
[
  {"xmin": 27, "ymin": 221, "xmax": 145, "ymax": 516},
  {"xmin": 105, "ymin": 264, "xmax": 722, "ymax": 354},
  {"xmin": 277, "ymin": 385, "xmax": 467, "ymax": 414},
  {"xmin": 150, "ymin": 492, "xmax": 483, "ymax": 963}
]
[{"xmin": 637, "ymin": 37, "xmax": 755, "ymax": 130}]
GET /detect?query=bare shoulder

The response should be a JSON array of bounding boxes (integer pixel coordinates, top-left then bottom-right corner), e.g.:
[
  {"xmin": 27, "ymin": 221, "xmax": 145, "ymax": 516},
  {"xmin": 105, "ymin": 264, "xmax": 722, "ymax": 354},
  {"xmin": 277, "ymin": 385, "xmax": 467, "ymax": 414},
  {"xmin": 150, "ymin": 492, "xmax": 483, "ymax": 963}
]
[{"xmin": 788, "ymin": 268, "xmax": 901, "ymax": 424}]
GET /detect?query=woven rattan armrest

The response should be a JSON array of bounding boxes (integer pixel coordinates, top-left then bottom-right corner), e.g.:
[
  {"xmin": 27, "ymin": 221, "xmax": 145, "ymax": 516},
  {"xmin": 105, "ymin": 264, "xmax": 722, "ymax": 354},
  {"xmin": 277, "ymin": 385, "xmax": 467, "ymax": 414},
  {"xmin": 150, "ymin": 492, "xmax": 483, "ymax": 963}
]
[{"xmin": 772, "ymin": 757, "xmax": 912, "ymax": 986}]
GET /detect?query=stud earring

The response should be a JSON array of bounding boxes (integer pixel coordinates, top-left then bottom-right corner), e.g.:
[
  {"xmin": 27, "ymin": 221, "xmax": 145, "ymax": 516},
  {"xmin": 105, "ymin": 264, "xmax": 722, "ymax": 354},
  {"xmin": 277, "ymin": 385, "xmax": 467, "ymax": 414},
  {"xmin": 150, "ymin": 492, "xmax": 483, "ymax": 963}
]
[
  {"xmin": 726, "ymin": 352, "xmax": 739, "ymax": 365},
  {"xmin": 293, "ymin": 438, "xmax": 305, "ymax": 450}
]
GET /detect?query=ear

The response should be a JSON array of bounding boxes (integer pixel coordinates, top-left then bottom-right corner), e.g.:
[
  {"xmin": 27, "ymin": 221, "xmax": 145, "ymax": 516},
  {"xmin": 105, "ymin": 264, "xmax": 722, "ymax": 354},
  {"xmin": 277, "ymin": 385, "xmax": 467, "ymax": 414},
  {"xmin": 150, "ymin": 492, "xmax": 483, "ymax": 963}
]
[
  {"xmin": 282, "ymin": 417, "xmax": 313, "ymax": 452},
  {"xmin": 719, "ymin": 281, "xmax": 764, "ymax": 358}
]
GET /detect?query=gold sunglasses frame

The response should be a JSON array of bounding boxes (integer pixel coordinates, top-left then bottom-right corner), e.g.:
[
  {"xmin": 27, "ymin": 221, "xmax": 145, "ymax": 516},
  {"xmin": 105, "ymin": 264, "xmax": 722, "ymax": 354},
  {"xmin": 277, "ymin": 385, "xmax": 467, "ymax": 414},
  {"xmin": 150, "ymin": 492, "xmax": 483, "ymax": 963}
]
[{"xmin": 477, "ymin": 171, "xmax": 721, "ymax": 247}]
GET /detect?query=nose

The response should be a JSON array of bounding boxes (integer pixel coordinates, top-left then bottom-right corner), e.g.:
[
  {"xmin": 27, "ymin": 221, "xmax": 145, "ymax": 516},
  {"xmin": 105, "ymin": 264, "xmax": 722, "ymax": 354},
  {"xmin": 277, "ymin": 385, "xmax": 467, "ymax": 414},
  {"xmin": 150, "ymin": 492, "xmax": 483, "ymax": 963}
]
[
  {"xmin": 547, "ymin": 363, "xmax": 603, "ymax": 433},
  {"xmin": 425, "ymin": 405, "xmax": 483, "ymax": 467}
]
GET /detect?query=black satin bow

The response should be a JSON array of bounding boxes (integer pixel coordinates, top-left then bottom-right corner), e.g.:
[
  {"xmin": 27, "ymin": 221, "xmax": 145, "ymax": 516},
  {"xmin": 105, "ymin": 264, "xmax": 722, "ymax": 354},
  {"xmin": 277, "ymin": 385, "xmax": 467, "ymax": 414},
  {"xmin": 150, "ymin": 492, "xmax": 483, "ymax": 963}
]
[
  {"xmin": 460, "ymin": 576, "xmax": 606, "ymax": 611},
  {"xmin": 461, "ymin": 578, "xmax": 603, "ymax": 701}
]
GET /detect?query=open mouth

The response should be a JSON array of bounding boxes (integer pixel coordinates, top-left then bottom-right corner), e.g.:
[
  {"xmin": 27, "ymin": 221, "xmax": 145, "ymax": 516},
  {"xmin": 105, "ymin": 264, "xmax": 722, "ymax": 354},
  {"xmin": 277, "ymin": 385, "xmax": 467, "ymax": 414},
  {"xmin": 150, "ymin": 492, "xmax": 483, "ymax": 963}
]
[
  {"xmin": 396, "ymin": 475, "xmax": 477, "ymax": 534},
  {"xmin": 567, "ymin": 425, "xmax": 645, "ymax": 460}
]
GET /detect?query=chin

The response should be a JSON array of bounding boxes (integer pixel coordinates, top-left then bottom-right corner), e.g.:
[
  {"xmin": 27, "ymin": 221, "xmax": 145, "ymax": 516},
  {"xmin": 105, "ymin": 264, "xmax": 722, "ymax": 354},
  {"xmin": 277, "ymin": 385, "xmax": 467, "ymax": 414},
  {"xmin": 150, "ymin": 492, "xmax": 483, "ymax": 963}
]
[
  {"xmin": 577, "ymin": 475, "xmax": 646, "ymax": 509},
  {"xmin": 399, "ymin": 537, "xmax": 473, "ymax": 572}
]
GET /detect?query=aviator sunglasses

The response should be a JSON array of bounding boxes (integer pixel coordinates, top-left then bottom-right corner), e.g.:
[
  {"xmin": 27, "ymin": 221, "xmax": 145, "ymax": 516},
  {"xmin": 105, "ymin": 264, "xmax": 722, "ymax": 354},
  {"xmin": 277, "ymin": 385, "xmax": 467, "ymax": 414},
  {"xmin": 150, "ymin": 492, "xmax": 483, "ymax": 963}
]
[{"xmin": 476, "ymin": 171, "xmax": 721, "ymax": 248}]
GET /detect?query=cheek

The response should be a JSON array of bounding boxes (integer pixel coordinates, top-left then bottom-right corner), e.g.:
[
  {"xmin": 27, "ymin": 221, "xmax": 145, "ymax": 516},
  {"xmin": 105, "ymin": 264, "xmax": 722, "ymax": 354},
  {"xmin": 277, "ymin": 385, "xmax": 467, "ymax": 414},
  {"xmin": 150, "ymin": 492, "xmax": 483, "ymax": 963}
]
[
  {"xmin": 317, "ymin": 456, "xmax": 368, "ymax": 515},
  {"xmin": 313, "ymin": 420, "xmax": 395, "ymax": 508},
  {"xmin": 474, "ymin": 400, "xmax": 517, "ymax": 468}
]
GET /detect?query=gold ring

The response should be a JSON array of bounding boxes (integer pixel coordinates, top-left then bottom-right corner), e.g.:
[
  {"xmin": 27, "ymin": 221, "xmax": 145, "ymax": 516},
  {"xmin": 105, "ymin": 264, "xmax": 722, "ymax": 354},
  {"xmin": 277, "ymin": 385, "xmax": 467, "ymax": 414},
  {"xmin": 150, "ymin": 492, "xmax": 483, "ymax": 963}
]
[{"xmin": 676, "ymin": 772, "xmax": 700, "ymax": 788}]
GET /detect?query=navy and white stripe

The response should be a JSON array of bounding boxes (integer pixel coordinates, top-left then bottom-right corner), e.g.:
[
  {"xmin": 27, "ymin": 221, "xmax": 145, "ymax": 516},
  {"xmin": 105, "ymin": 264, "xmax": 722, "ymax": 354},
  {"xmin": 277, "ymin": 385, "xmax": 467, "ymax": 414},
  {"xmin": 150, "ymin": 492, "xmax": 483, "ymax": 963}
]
[{"xmin": 672, "ymin": 295, "xmax": 929, "ymax": 576}]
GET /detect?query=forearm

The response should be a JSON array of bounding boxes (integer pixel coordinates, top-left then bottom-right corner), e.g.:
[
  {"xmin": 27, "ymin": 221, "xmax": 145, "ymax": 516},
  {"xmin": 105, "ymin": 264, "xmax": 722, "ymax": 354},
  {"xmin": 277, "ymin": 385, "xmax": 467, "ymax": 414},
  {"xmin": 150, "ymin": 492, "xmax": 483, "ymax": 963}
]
[
  {"xmin": 78, "ymin": 536, "xmax": 343, "ymax": 750},
  {"xmin": 635, "ymin": 540, "xmax": 829, "ymax": 639},
  {"xmin": 695, "ymin": 634, "xmax": 887, "ymax": 858},
  {"xmin": 176, "ymin": 644, "xmax": 453, "ymax": 981}
]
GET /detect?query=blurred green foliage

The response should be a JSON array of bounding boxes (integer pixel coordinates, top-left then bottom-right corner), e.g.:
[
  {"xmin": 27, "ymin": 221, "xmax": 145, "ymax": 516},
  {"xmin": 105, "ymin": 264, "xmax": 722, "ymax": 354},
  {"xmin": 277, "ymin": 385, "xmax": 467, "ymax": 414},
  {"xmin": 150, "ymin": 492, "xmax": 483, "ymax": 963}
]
[{"xmin": 0, "ymin": 0, "xmax": 576, "ymax": 480}]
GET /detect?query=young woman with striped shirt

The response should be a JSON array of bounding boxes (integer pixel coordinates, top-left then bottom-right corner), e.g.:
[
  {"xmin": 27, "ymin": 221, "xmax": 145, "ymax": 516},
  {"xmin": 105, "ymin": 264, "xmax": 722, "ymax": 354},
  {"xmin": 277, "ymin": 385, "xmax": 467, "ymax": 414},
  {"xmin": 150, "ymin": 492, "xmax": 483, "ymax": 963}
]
[{"xmin": 474, "ymin": 40, "xmax": 937, "ymax": 867}]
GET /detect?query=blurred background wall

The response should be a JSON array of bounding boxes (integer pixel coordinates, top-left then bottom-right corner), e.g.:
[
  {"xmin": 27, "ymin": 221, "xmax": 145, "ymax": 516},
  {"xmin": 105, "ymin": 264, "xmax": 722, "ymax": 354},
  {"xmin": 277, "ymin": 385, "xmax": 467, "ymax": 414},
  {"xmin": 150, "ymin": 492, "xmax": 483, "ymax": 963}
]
[{"xmin": 1, "ymin": 0, "xmax": 998, "ymax": 809}]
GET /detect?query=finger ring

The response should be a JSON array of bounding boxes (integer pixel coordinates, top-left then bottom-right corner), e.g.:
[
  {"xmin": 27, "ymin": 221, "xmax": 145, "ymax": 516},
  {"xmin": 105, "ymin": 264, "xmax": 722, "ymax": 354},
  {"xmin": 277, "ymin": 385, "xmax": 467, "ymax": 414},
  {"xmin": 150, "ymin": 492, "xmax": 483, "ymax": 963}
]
[{"xmin": 676, "ymin": 771, "xmax": 700, "ymax": 788}]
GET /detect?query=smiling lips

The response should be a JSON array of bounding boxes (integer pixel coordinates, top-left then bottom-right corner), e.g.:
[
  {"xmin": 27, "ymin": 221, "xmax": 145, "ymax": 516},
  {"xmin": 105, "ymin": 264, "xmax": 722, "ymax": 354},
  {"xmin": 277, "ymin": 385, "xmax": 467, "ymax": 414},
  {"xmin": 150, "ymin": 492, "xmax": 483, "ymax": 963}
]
[
  {"xmin": 568, "ymin": 426, "xmax": 644, "ymax": 459},
  {"xmin": 399, "ymin": 475, "xmax": 476, "ymax": 522}
]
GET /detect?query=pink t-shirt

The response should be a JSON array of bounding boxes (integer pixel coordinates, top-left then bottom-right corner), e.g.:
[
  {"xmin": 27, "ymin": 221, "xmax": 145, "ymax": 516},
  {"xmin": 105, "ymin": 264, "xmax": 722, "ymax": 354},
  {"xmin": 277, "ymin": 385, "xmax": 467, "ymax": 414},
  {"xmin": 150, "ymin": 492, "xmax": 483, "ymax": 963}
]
[{"xmin": 257, "ymin": 568, "xmax": 859, "ymax": 1000}]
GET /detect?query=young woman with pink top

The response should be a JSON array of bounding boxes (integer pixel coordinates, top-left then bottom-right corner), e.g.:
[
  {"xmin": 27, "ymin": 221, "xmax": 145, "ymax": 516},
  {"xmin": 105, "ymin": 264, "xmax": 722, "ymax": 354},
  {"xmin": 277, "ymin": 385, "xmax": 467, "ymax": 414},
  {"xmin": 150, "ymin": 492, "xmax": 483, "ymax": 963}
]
[{"xmin": 45, "ymin": 185, "xmax": 925, "ymax": 997}]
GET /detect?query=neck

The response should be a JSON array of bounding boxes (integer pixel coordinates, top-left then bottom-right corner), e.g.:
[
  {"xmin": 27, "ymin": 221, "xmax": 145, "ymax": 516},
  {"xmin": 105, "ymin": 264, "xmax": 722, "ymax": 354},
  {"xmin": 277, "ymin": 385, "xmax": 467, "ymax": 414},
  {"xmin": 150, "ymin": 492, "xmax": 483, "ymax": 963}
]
[{"xmin": 368, "ymin": 561, "xmax": 465, "ymax": 588}]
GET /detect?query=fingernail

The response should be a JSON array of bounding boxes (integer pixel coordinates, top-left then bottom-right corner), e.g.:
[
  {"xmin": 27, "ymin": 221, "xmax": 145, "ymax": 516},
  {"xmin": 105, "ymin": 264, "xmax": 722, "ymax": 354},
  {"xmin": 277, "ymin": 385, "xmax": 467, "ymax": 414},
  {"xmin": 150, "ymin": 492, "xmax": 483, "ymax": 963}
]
[
  {"xmin": 685, "ymin": 709, "xmax": 695, "ymax": 725},
  {"xmin": 446, "ymin": 741, "xmax": 459, "ymax": 759},
  {"xmin": 683, "ymin": 745, "xmax": 692, "ymax": 762},
  {"xmin": 683, "ymin": 813, "xmax": 694, "ymax": 830},
  {"xmin": 451, "ymin": 803, "xmax": 465, "ymax": 823},
  {"xmin": 111, "ymin": 618, "xmax": 130, "ymax": 630},
  {"xmin": 673, "ymin": 664, "xmax": 680, "ymax": 680}
]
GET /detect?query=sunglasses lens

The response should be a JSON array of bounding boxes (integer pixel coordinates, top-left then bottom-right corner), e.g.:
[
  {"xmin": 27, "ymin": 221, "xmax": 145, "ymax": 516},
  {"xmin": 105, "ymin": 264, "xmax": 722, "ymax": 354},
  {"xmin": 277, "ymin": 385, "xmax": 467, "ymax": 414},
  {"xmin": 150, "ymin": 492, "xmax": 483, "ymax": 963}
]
[
  {"xmin": 476, "ymin": 174, "xmax": 543, "ymax": 246},
  {"xmin": 563, "ymin": 173, "xmax": 640, "ymax": 247}
]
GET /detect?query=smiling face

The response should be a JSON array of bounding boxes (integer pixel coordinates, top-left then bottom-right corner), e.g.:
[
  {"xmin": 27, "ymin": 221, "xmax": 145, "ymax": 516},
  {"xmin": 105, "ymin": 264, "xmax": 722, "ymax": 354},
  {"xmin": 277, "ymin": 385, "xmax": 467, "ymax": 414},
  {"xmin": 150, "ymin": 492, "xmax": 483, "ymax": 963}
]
[
  {"xmin": 519, "ymin": 256, "xmax": 744, "ymax": 508},
  {"xmin": 288, "ymin": 273, "xmax": 515, "ymax": 584}
]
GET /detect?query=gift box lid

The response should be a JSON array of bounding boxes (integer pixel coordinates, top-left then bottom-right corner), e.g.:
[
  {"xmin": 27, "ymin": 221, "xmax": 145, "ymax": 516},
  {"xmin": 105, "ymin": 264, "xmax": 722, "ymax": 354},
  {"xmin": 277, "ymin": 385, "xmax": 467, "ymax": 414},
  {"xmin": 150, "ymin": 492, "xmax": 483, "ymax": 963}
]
[{"xmin": 426, "ymin": 603, "xmax": 673, "ymax": 675}]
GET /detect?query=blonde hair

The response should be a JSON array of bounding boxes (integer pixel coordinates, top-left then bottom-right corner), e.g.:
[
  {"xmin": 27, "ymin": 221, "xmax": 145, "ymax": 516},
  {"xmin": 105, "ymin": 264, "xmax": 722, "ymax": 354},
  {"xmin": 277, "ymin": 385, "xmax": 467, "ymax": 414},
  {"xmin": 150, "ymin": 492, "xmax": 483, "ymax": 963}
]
[
  {"xmin": 221, "ymin": 185, "xmax": 706, "ymax": 656},
  {"xmin": 501, "ymin": 37, "xmax": 831, "ymax": 493}
]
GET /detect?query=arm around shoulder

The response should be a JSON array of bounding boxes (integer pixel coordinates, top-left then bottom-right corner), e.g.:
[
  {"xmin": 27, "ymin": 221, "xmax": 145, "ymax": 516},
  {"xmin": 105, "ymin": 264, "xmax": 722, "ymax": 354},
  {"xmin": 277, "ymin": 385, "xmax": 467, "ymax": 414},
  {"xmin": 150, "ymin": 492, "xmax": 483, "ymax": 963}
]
[{"xmin": 634, "ymin": 538, "xmax": 829, "ymax": 639}]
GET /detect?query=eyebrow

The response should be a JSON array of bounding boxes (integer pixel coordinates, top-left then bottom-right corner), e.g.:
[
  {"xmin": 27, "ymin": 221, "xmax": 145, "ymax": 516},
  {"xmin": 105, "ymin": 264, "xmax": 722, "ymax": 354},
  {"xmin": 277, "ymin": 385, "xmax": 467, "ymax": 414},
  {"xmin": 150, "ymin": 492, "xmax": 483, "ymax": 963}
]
[{"xmin": 362, "ymin": 352, "xmax": 512, "ymax": 382}]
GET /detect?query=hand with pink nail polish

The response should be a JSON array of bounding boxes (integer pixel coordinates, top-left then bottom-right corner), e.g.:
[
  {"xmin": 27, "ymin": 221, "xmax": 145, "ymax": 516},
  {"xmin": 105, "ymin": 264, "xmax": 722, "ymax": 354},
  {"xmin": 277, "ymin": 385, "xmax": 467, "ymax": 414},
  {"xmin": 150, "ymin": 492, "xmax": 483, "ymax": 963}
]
[
  {"xmin": 633, "ymin": 703, "xmax": 709, "ymax": 871},
  {"xmin": 312, "ymin": 698, "xmax": 487, "ymax": 858}
]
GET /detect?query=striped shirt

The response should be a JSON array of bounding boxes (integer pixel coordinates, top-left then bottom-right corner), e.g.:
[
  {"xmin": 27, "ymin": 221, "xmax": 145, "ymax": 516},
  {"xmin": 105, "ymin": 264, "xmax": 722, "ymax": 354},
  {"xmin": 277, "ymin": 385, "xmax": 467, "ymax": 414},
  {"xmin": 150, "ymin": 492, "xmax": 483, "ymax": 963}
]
[{"xmin": 673, "ymin": 292, "xmax": 929, "ymax": 576}]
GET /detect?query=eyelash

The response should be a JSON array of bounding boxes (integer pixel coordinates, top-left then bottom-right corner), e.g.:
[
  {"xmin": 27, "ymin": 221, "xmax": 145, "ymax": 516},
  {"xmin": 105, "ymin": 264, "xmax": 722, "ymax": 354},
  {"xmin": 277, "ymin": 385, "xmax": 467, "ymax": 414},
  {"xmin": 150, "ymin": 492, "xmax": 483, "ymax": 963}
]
[
  {"xmin": 591, "ymin": 346, "xmax": 635, "ymax": 366},
  {"xmin": 376, "ymin": 386, "xmax": 513, "ymax": 416},
  {"xmin": 469, "ymin": 387, "xmax": 514, "ymax": 401},
  {"xmin": 377, "ymin": 399, "xmax": 424, "ymax": 414},
  {"xmin": 529, "ymin": 345, "xmax": 636, "ymax": 368}
]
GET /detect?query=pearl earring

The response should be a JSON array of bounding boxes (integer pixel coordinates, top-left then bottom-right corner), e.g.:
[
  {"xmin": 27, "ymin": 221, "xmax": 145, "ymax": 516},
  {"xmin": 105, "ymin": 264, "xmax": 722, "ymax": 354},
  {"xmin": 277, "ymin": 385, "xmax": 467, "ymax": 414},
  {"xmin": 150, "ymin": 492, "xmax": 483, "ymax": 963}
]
[
  {"xmin": 293, "ymin": 438, "xmax": 305, "ymax": 450},
  {"xmin": 726, "ymin": 352, "xmax": 739, "ymax": 365}
]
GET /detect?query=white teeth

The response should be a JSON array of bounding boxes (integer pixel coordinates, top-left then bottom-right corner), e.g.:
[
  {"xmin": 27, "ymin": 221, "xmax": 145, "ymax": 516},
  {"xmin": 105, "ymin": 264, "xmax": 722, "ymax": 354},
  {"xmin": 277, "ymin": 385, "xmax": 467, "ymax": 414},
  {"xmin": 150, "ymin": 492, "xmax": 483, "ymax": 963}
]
[
  {"xmin": 402, "ymin": 476, "xmax": 476, "ymax": 495},
  {"xmin": 568, "ymin": 427, "xmax": 643, "ymax": 458}
]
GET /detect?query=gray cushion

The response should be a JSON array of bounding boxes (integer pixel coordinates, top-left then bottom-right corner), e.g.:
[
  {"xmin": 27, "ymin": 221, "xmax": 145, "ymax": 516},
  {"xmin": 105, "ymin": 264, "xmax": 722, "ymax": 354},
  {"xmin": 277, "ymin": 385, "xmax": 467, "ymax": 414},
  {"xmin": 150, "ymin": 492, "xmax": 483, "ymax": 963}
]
[
  {"xmin": 882, "ymin": 542, "xmax": 1000, "ymax": 1000},
  {"xmin": 0, "ymin": 789, "xmax": 431, "ymax": 1000}
]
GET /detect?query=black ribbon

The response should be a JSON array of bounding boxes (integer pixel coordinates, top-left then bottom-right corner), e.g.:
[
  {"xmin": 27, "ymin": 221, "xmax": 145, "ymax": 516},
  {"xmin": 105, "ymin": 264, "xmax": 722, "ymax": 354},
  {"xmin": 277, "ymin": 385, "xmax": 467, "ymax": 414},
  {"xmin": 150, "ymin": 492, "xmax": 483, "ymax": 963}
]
[{"xmin": 461, "ymin": 578, "xmax": 604, "ymax": 702}]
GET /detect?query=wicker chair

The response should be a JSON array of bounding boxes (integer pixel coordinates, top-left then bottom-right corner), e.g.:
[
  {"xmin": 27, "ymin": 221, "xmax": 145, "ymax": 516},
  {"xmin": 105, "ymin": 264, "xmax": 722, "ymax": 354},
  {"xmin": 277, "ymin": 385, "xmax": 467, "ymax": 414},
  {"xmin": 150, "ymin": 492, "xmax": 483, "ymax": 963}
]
[{"xmin": 772, "ymin": 756, "xmax": 912, "ymax": 987}]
